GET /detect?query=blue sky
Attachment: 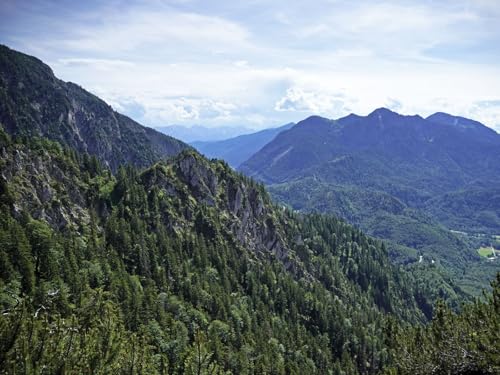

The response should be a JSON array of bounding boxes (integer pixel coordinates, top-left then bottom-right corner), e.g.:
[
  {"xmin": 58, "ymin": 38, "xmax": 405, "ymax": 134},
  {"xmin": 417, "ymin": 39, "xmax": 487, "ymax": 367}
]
[{"xmin": 1, "ymin": 0, "xmax": 500, "ymax": 130}]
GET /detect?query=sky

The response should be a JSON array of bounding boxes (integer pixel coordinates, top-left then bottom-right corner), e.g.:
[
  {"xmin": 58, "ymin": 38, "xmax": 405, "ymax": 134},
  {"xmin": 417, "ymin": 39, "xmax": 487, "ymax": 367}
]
[{"xmin": 1, "ymin": 0, "xmax": 500, "ymax": 131}]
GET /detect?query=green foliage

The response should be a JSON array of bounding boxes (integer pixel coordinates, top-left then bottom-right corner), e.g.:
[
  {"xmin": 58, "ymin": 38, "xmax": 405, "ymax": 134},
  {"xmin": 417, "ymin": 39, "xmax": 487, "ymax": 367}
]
[
  {"xmin": 0, "ymin": 133, "xmax": 492, "ymax": 374},
  {"xmin": 383, "ymin": 274, "xmax": 500, "ymax": 374},
  {"xmin": 0, "ymin": 289, "xmax": 159, "ymax": 374}
]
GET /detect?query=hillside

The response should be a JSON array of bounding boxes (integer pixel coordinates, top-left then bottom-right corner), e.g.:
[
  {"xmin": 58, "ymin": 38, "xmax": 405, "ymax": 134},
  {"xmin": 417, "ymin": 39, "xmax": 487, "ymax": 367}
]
[
  {"xmin": 191, "ymin": 123, "xmax": 294, "ymax": 167},
  {"xmin": 0, "ymin": 128, "xmax": 437, "ymax": 374},
  {"xmin": 0, "ymin": 45, "xmax": 188, "ymax": 170},
  {"xmin": 240, "ymin": 109, "xmax": 500, "ymax": 292}
]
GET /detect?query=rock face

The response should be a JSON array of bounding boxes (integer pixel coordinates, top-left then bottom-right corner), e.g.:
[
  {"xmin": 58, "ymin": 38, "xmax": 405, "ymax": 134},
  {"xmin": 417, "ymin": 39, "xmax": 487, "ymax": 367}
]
[
  {"xmin": 0, "ymin": 44, "xmax": 188, "ymax": 171},
  {"xmin": 1, "ymin": 140, "xmax": 90, "ymax": 230},
  {"xmin": 141, "ymin": 151, "xmax": 291, "ymax": 264}
]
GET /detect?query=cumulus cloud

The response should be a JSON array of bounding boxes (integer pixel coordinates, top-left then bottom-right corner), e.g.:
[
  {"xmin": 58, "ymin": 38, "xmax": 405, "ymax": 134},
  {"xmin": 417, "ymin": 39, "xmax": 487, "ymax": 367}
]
[
  {"xmin": 275, "ymin": 87, "xmax": 350, "ymax": 116},
  {"xmin": 469, "ymin": 100, "xmax": 500, "ymax": 132},
  {"xmin": 98, "ymin": 93, "xmax": 240, "ymax": 126},
  {"xmin": 474, "ymin": 100, "xmax": 500, "ymax": 109},
  {"xmin": 385, "ymin": 98, "xmax": 403, "ymax": 112}
]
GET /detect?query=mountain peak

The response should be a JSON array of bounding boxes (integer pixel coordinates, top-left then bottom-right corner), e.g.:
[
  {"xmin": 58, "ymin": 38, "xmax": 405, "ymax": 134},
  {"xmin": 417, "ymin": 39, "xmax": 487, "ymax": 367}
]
[
  {"xmin": 302, "ymin": 115, "xmax": 331, "ymax": 122},
  {"xmin": 295, "ymin": 115, "xmax": 334, "ymax": 128},
  {"xmin": 368, "ymin": 107, "xmax": 399, "ymax": 118}
]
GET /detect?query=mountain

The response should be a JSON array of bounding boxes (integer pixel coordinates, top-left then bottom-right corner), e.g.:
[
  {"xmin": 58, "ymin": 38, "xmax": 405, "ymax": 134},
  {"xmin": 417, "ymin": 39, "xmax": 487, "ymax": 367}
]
[
  {"xmin": 1, "ymin": 46, "xmax": 497, "ymax": 374},
  {"xmin": 240, "ymin": 108, "xmax": 500, "ymax": 293},
  {"xmin": 0, "ymin": 127, "xmax": 436, "ymax": 374},
  {"xmin": 241, "ymin": 108, "xmax": 500, "ymax": 190},
  {"xmin": 191, "ymin": 123, "xmax": 294, "ymax": 167},
  {"xmin": 156, "ymin": 124, "xmax": 254, "ymax": 143},
  {"xmin": 0, "ymin": 45, "xmax": 188, "ymax": 170}
]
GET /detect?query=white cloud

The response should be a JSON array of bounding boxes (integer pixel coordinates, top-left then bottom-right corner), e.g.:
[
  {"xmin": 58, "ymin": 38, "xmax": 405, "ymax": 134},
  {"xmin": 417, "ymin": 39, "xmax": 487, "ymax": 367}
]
[
  {"xmin": 59, "ymin": 9, "xmax": 251, "ymax": 54},
  {"xmin": 93, "ymin": 88, "xmax": 240, "ymax": 125},
  {"xmin": 385, "ymin": 98, "xmax": 403, "ymax": 112},
  {"xmin": 3, "ymin": 0, "xmax": 500, "ymax": 130},
  {"xmin": 468, "ymin": 100, "xmax": 500, "ymax": 132},
  {"xmin": 234, "ymin": 60, "xmax": 249, "ymax": 68},
  {"xmin": 291, "ymin": 2, "xmax": 485, "ymax": 61},
  {"xmin": 274, "ymin": 87, "xmax": 349, "ymax": 115}
]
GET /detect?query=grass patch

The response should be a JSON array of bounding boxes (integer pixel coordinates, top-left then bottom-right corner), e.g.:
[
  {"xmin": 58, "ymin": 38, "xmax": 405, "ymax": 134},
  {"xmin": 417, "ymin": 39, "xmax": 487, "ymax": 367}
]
[{"xmin": 477, "ymin": 246, "xmax": 494, "ymax": 257}]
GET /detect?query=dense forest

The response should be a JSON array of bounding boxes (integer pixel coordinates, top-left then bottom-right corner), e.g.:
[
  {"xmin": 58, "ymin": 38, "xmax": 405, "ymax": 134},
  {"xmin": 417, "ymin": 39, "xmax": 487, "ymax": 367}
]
[
  {"xmin": 1, "ymin": 127, "xmax": 498, "ymax": 373},
  {"xmin": 383, "ymin": 274, "xmax": 500, "ymax": 374}
]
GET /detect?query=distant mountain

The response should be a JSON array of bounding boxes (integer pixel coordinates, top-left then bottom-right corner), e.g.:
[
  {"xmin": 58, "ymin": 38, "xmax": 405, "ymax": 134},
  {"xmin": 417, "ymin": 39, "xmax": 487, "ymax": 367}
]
[
  {"xmin": 156, "ymin": 124, "xmax": 254, "ymax": 143},
  {"xmin": 0, "ymin": 45, "xmax": 188, "ymax": 170},
  {"xmin": 241, "ymin": 108, "xmax": 500, "ymax": 189},
  {"xmin": 240, "ymin": 108, "xmax": 500, "ymax": 293},
  {"xmin": 191, "ymin": 123, "xmax": 294, "ymax": 167}
]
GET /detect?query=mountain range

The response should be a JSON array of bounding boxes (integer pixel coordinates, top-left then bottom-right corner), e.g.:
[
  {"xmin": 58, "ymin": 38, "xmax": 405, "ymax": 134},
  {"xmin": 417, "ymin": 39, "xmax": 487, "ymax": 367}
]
[{"xmin": 0, "ymin": 45, "xmax": 498, "ymax": 374}]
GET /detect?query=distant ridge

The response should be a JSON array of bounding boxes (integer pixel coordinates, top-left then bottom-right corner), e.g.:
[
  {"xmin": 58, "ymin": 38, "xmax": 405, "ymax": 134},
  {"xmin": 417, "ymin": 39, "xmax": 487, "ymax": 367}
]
[
  {"xmin": 156, "ymin": 124, "xmax": 254, "ymax": 143},
  {"xmin": 191, "ymin": 122, "xmax": 294, "ymax": 167},
  {"xmin": 240, "ymin": 108, "xmax": 500, "ymax": 186}
]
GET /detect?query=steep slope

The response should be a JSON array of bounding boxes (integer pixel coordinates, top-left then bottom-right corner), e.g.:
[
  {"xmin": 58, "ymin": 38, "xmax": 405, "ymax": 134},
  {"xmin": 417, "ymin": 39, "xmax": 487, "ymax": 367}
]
[
  {"xmin": 0, "ymin": 45, "xmax": 188, "ymax": 170},
  {"xmin": 191, "ymin": 123, "xmax": 294, "ymax": 167},
  {"xmin": 240, "ymin": 109, "xmax": 500, "ymax": 293},
  {"xmin": 423, "ymin": 186, "xmax": 500, "ymax": 233},
  {"xmin": 0, "ymin": 128, "xmax": 435, "ymax": 374}
]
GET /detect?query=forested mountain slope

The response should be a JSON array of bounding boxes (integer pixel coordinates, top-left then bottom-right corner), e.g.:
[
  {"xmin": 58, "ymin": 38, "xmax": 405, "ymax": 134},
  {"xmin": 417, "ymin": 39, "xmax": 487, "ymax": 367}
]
[
  {"xmin": 383, "ymin": 274, "xmax": 500, "ymax": 374},
  {"xmin": 239, "ymin": 109, "xmax": 500, "ymax": 294},
  {"xmin": 0, "ymin": 45, "xmax": 188, "ymax": 171},
  {"xmin": 0, "ymin": 44, "xmax": 498, "ymax": 374},
  {"xmin": 0, "ymin": 126, "xmax": 438, "ymax": 374}
]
